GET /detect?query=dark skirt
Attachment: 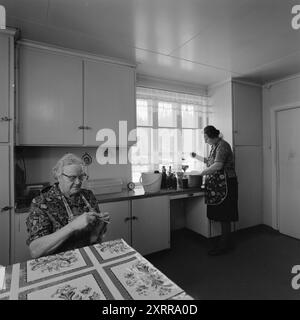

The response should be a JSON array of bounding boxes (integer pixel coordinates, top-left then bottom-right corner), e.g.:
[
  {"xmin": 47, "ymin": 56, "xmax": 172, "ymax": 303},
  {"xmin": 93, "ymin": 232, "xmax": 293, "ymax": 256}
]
[{"xmin": 207, "ymin": 177, "xmax": 239, "ymax": 222}]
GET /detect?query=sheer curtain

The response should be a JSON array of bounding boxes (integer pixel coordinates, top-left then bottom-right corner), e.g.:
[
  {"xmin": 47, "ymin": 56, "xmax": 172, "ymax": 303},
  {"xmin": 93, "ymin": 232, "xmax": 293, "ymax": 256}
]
[{"xmin": 130, "ymin": 87, "xmax": 210, "ymax": 183}]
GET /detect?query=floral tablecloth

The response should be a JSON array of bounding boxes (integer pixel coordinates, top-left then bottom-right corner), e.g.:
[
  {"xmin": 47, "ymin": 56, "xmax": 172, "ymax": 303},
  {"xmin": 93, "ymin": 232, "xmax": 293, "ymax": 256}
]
[{"xmin": 0, "ymin": 239, "xmax": 193, "ymax": 300}]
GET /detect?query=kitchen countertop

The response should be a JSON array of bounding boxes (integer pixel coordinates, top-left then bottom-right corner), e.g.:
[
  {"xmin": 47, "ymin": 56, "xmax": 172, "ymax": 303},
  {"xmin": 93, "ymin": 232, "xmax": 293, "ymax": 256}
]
[
  {"xmin": 95, "ymin": 186, "xmax": 205, "ymax": 203},
  {"xmin": 15, "ymin": 186, "xmax": 205, "ymax": 213}
]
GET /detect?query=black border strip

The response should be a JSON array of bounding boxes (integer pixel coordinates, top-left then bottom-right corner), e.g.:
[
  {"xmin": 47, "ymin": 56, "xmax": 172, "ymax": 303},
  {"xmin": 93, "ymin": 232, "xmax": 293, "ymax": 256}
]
[
  {"xmin": 18, "ymin": 269, "xmax": 114, "ymax": 300},
  {"xmin": 19, "ymin": 248, "xmax": 93, "ymax": 288}
]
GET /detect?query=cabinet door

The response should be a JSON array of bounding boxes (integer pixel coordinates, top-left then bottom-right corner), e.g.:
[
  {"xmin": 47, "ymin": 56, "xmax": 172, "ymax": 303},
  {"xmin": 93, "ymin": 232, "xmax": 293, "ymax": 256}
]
[
  {"xmin": 18, "ymin": 47, "xmax": 83, "ymax": 145},
  {"xmin": 14, "ymin": 212, "xmax": 31, "ymax": 264},
  {"xmin": 99, "ymin": 201, "xmax": 130, "ymax": 244},
  {"xmin": 0, "ymin": 34, "xmax": 10, "ymax": 143},
  {"xmin": 235, "ymin": 146, "xmax": 262, "ymax": 229},
  {"xmin": 233, "ymin": 82, "xmax": 262, "ymax": 146},
  {"xmin": 84, "ymin": 60, "xmax": 136, "ymax": 146},
  {"xmin": 0, "ymin": 145, "xmax": 10, "ymax": 265},
  {"xmin": 131, "ymin": 196, "xmax": 170, "ymax": 256}
]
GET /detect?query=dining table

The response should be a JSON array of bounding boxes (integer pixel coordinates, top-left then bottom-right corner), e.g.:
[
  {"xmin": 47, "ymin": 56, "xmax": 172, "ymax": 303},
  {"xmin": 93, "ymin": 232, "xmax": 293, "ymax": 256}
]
[{"xmin": 0, "ymin": 239, "xmax": 193, "ymax": 300}]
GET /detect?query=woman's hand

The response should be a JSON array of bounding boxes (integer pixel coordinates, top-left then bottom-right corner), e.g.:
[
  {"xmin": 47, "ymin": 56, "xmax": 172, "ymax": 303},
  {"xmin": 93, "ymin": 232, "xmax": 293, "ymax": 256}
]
[
  {"xmin": 68, "ymin": 212, "xmax": 98, "ymax": 232},
  {"xmin": 89, "ymin": 212, "xmax": 110, "ymax": 244}
]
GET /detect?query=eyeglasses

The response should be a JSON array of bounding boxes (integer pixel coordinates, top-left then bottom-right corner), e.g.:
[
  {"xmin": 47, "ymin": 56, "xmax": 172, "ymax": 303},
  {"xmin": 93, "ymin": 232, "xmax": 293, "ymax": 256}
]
[{"xmin": 62, "ymin": 173, "xmax": 88, "ymax": 182}]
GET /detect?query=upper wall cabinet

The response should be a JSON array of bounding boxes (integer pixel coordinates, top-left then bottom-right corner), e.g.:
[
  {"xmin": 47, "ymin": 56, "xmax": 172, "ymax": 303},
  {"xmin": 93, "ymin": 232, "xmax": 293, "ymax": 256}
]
[
  {"xmin": 17, "ymin": 44, "xmax": 136, "ymax": 146},
  {"xmin": 232, "ymin": 82, "xmax": 262, "ymax": 146},
  {"xmin": 0, "ymin": 34, "xmax": 10, "ymax": 143},
  {"xmin": 84, "ymin": 60, "xmax": 136, "ymax": 146},
  {"xmin": 18, "ymin": 47, "xmax": 83, "ymax": 145}
]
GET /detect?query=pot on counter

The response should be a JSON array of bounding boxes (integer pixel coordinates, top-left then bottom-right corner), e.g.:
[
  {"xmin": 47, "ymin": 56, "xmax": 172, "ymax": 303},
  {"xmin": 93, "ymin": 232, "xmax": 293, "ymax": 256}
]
[{"xmin": 186, "ymin": 172, "xmax": 202, "ymax": 188}]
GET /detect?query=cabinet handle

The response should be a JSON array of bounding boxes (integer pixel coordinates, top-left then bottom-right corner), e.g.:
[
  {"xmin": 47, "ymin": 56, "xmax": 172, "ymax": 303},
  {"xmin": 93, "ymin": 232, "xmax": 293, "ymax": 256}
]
[
  {"xmin": 124, "ymin": 217, "xmax": 131, "ymax": 222},
  {"xmin": 234, "ymin": 130, "xmax": 238, "ymax": 134},
  {"xmin": 0, "ymin": 117, "xmax": 12, "ymax": 122},
  {"xmin": 1, "ymin": 206, "xmax": 13, "ymax": 213},
  {"xmin": 132, "ymin": 216, "xmax": 138, "ymax": 220},
  {"xmin": 78, "ymin": 126, "xmax": 92, "ymax": 130}
]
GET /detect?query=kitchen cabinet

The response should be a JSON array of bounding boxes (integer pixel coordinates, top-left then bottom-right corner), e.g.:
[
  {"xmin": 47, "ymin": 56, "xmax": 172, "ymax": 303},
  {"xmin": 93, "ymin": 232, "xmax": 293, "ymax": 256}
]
[
  {"xmin": 13, "ymin": 211, "xmax": 31, "ymax": 264},
  {"xmin": 18, "ymin": 46, "xmax": 83, "ymax": 145},
  {"xmin": 0, "ymin": 145, "xmax": 11, "ymax": 265},
  {"xmin": 0, "ymin": 30, "xmax": 16, "ymax": 266},
  {"xmin": 235, "ymin": 146, "xmax": 262, "ymax": 229},
  {"xmin": 98, "ymin": 200, "xmax": 131, "ymax": 244},
  {"xmin": 232, "ymin": 81, "xmax": 262, "ymax": 146},
  {"xmin": 131, "ymin": 196, "xmax": 170, "ymax": 256},
  {"xmin": 0, "ymin": 33, "xmax": 10, "ymax": 143},
  {"xmin": 84, "ymin": 60, "xmax": 136, "ymax": 146},
  {"xmin": 232, "ymin": 81, "xmax": 263, "ymax": 230},
  {"xmin": 17, "ymin": 43, "xmax": 136, "ymax": 146}
]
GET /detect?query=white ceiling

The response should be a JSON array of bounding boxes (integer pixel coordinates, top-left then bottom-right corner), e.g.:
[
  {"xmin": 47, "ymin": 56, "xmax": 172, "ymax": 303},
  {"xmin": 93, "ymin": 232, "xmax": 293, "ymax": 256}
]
[{"xmin": 2, "ymin": 0, "xmax": 300, "ymax": 86}]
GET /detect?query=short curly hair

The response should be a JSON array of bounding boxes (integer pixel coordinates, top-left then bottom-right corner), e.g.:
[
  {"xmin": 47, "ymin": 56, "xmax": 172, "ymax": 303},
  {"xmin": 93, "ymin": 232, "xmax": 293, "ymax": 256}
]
[{"xmin": 52, "ymin": 153, "xmax": 85, "ymax": 180}]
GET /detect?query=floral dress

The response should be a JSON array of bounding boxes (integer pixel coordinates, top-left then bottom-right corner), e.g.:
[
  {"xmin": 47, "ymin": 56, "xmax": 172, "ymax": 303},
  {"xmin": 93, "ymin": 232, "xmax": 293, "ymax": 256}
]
[
  {"xmin": 26, "ymin": 183, "xmax": 102, "ymax": 254},
  {"xmin": 205, "ymin": 139, "xmax": 238, "ymax": 222}
]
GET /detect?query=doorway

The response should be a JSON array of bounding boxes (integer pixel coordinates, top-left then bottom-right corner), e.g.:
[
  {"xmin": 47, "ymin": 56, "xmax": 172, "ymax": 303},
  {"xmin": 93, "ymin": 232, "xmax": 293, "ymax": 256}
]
[{"xmin": 277, "ymin": 106, "xmax": 300, "ymax": 239}]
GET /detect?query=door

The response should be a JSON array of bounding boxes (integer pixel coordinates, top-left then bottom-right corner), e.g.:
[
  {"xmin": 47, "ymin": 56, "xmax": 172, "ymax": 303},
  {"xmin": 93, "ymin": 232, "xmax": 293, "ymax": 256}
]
[
  {"xmin": 0, "ymin": 34, "xmax": 9, "ymax": 143},
  {"xmin": 98, "ymin": 201, "xmax": 131, "ymax": 244},
  {"xmin": 131, "ymin": 196, "xmax": 170, "ymax": 256},
  {"xmin": 277, "ymin": 107, "xmax": 300, "ymax": 239},
  {"xmin": 0, "ymin": 145, "xmax": 10, "ymax": 265},
  {"xmin": 18, "ymin": 47, "xmax": 83, "ymax": 145}
]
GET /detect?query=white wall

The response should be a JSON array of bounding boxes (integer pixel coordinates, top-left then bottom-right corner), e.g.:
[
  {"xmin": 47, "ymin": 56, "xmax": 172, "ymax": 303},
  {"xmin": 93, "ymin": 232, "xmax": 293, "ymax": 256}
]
[
  {"xmin": 208, "ymin": 81, "xmax": 233, "ymax": 146},
  {"xmin": 262, "ymin": 75, "xmax": 300, "ymax": 227},
  {"xmin": 17, "ymin": 146, "xmax": 132, "ymax": 188}
]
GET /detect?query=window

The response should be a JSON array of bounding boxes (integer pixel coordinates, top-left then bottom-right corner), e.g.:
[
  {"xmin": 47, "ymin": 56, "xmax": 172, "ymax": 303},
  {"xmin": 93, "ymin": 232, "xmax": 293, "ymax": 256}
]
[{"xmin": 130, "ymin": 87, "xmax": 210, "ymax": 183}]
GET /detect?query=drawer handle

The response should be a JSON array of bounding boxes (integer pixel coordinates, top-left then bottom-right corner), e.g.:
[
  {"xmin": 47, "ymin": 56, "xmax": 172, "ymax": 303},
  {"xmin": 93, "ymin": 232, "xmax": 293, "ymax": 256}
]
[
  {"xmin": 1, "ymin": 206, "xmax": 13, "ymax": 212},
  {"xmin": 78, "ymin": 126, "xmax": 92, "ymax": 130}
]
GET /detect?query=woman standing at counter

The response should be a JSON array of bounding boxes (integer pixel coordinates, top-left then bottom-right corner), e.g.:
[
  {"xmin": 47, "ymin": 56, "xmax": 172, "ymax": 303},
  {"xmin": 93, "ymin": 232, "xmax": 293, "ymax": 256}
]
[
  {"xmin": 191, "ymin": 125, "xmax": 238, "ymax": 255},
  {"xmin": 26, "ymin": 153, "xmax": 110, "ymax": 258}
]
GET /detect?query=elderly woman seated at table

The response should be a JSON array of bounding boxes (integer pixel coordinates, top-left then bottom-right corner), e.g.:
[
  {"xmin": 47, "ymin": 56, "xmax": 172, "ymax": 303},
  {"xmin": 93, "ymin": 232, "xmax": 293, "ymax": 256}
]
[{"xmin": 26, "ymin": 153, "xmax": 110, "ymax": 259}]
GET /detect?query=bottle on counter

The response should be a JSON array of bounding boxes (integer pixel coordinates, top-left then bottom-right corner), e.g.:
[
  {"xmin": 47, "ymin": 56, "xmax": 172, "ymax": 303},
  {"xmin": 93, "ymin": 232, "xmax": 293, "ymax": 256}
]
[
  {"xmin": 172, "ymin": 171, "xmax": 177, "ymax": 190},
  {"xmin": 161, "ymin": 166, "xmax": 167, "ymax": 189},
  {"xmin": 166, "ymin": 166, "xmax": 172, "ymax": 189}
]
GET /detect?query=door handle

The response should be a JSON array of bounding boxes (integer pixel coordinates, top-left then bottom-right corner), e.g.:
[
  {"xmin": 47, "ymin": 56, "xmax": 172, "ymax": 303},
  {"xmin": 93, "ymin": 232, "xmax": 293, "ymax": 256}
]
[
  {"xmin": 1, "ymin": 206, "xmax": 13, "ymax": 212},
  {"xmin": 0, "ymin": 117, "xmax": 12, "ymax": 122}
]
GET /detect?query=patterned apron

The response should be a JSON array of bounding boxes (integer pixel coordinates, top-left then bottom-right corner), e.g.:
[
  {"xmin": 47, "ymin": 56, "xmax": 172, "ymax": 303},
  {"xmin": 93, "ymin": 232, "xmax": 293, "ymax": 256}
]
[{"xmin": 205, "ymin": 170, "xmax": 228, "ymax": 205}]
